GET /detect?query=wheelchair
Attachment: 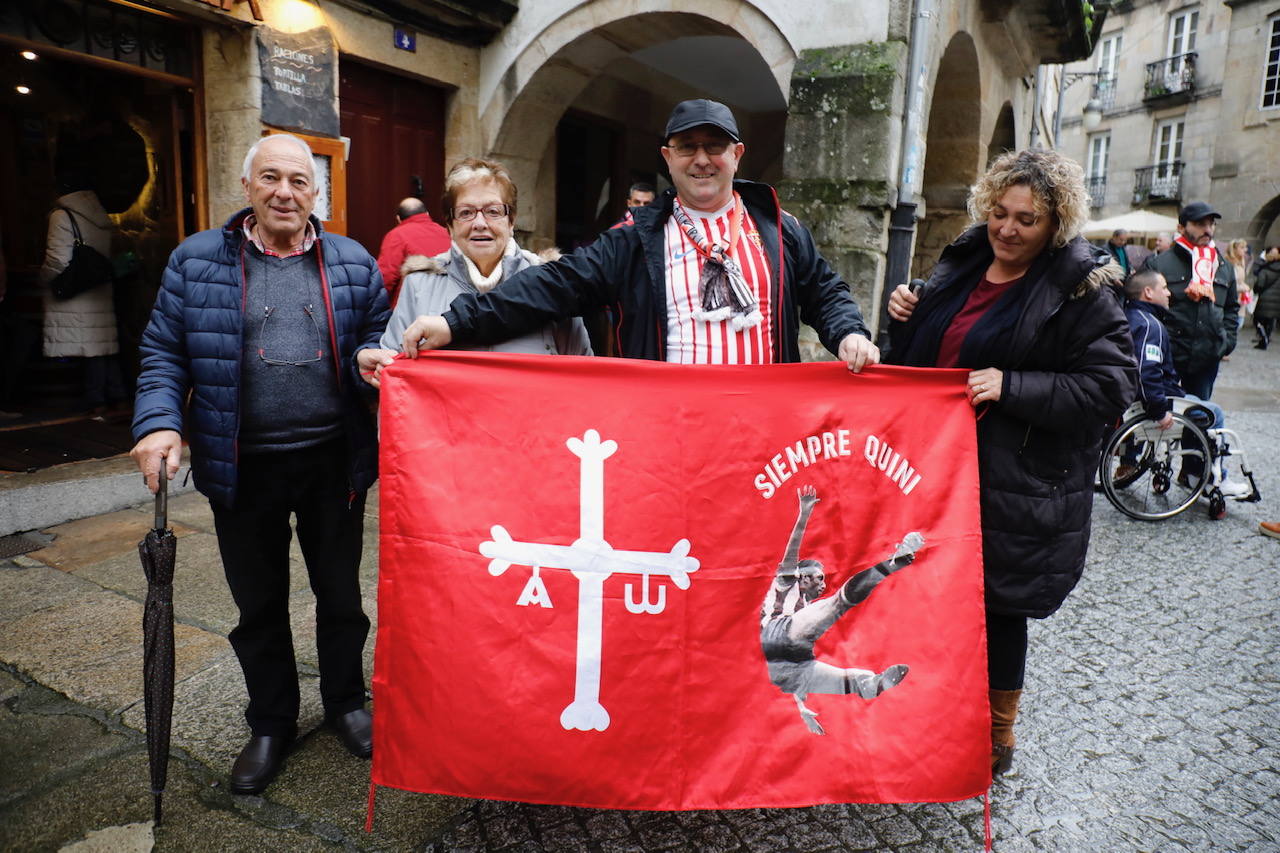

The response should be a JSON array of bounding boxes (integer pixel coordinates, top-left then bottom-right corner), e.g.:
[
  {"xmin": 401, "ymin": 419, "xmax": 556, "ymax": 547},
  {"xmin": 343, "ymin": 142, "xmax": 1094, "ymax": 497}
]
[{"xmin": 1098, "ymin": 399, "xmax": 1261, "ymax": 521}]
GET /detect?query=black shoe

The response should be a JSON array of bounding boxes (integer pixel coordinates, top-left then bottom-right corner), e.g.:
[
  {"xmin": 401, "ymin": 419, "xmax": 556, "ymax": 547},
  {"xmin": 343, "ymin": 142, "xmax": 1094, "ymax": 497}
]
[
  {"xmin": 329, "ymin": 708, "xmax": 373, "ymax": 759},
  {"xmin": 230, "ymin": 735, "xmax": 290, "ymax": 794},
  {"xmin": 1255, "ymin": 340, "xmax": 1268, "ymax": 350}
]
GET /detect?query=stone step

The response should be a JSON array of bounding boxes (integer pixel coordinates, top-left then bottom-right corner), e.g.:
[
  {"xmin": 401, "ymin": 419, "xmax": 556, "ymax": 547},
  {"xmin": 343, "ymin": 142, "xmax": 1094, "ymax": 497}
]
[{"xmin": 0, "ymin": 451, "xmax": 194, "ymax": 537}]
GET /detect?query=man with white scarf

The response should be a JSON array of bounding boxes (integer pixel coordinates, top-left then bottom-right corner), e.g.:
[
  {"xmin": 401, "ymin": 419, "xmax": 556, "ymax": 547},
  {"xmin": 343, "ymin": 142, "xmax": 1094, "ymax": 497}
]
[
  {"xmin": 1148, "ymin": 201, "xmax": 1240, "ymax": 400},
  {"xmin": 388, "ymin": 100, "xmax": 877, "ymax": 371}
]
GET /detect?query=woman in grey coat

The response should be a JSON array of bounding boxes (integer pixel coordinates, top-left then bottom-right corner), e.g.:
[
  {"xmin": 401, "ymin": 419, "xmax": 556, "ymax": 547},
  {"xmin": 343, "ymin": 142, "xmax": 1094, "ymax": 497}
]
[{"xmin": 380, "ymin": 158, "xmax": 590, "ymax": 357}]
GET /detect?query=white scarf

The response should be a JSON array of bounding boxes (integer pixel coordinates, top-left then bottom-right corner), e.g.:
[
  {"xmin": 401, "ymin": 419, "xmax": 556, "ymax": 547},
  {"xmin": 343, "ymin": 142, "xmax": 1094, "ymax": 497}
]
[{"xmin": 456, "ymin": 238, "xmax": 518, "ymax": 293}]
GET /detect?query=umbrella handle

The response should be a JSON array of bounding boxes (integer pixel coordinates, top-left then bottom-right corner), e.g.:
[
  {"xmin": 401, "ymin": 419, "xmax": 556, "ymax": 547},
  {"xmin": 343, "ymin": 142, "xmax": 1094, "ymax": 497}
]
[{"xmin": 154, "ymin": 472, "xmax": 168, "ymax": 531}]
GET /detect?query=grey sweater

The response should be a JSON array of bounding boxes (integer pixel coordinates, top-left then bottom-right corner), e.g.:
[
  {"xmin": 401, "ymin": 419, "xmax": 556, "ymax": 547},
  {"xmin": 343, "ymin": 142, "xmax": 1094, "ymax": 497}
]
[{"xmin": 240, "ymin": 248, "xmax": 344, "ymax": 452}]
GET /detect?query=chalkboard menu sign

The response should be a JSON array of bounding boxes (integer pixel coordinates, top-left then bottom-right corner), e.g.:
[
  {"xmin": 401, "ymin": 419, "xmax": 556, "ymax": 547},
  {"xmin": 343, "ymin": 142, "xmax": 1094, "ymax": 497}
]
[{"xmin": 257, "ymin": 26, "xmax": 339, "ymax": 138}]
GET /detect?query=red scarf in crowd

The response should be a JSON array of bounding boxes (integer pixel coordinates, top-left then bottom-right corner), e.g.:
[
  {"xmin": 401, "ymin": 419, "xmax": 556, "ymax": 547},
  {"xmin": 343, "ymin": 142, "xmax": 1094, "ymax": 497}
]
[{"xmin": 1175, "ymin": 234, "xmax": 1219, "ymax": 302}]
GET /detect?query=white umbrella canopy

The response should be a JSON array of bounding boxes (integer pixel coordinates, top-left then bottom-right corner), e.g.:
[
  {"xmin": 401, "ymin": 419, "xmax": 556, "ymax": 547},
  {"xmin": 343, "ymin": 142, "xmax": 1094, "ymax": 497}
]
[{"xmin": 1083, "ymin": 210, "xmax": 1179, "ymax": 239}]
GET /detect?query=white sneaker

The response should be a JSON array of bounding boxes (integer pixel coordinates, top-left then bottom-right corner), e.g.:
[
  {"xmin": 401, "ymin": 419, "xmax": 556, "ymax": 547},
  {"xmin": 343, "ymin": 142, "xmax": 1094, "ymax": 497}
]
[{"xmin": 1219, "ymin": 479, "xmax": 1251, "ymax": 499}]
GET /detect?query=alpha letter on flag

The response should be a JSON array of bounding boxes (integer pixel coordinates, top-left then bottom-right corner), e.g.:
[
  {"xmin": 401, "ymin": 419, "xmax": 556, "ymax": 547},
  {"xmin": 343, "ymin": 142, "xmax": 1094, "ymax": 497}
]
[{"xmin": 374, "ymin": 353, "xmax": 988, "ymax": 809}]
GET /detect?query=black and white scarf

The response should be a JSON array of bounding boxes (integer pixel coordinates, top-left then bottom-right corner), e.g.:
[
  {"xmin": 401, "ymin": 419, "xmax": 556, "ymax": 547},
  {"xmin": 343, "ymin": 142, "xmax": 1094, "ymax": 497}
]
[{"xmin": 671, "ymin": 198, "xmax": 762, "ymax": 331}]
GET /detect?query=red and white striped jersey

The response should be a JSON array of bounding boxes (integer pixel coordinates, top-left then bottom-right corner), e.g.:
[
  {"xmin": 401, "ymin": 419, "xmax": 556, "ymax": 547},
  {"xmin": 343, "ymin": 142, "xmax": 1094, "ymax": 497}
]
[{"xmin": 662, "ymin": 198, "xmax": 774, "ymax": 364}]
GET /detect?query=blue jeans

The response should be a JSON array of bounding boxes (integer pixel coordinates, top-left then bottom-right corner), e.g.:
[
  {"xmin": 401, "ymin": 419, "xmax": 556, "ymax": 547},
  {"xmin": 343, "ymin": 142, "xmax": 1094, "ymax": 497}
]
[
  {"xmin": 1178, "ymin": 361, "xmax": 1220, "ymax": 401},
  {"xmin": 1181, "ymin": 393, "xmax": 1224, "ymax": 430},
  {"xmin": 1178, "ymin": 394, "xmax": 1227, "ymax": 481}
]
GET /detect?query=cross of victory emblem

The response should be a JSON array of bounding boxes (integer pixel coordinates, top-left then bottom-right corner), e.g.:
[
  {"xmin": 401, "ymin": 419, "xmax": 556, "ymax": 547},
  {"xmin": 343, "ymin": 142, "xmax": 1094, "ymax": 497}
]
[{"xmin": 479, "ymin": 430, "xmax": 700, "ymax": 731}]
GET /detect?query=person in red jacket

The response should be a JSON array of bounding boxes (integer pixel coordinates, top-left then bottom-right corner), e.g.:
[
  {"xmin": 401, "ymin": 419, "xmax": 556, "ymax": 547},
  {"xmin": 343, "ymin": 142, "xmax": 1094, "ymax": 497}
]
[{"xmin": 376, "ymin": 197, "xmax": 450, "ymax": 306}]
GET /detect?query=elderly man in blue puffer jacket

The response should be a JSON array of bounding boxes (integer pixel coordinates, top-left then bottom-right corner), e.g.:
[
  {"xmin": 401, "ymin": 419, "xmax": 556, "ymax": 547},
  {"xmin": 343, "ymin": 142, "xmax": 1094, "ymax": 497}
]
[{"xmin": 130, "ymin": 133, "xmax": 395, "ymax": 795}]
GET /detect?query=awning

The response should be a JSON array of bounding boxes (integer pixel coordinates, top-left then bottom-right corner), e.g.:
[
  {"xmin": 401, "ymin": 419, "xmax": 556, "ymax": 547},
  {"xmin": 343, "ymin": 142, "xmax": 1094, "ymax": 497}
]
[{"xmin": 1083, "ymin": 210, "xmax": 1179, "ymax": 239}]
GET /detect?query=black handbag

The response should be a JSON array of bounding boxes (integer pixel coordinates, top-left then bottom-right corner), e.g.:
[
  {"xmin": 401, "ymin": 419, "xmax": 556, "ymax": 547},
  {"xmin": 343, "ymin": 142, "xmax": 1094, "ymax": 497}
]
[{"xmin": 48, "ymin": 207, "xmax": 114, "ymax": 301}]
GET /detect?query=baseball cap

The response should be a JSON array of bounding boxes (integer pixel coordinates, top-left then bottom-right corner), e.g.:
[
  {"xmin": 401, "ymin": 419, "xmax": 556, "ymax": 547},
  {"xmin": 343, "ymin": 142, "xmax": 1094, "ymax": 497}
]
[
  {"xmin": 664, "ymin": 99, "xmax": 741, "ymax": 142},
  {"xmin": 1178, "ymin": 201, "xmax": 1221, "ymax": 224}
]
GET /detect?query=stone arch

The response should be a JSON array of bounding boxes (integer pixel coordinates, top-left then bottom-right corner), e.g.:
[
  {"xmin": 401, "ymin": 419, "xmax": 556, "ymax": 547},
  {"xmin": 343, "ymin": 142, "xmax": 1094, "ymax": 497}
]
[
  {"xmin": 987, "ymin": 101, "xmax": 1016, "ymax": 167},
  {"xmin": 481, "ymin": 1, "xmax": 794, "ymax": 241},
  {"xmin": 912, "ymin": 31, "xmax": 983, "ymax": 280},
  {"xmin": 1246, "ymin": 194, "xmax": 1280, "ymax": 250}
]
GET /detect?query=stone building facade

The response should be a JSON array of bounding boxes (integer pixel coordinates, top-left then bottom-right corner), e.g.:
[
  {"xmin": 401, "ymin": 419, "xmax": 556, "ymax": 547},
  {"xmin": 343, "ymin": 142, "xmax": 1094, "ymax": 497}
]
[
  {"xmin": 1056, "ymin": 0, "xmax": 1280, "ymax": 253},
  {"xmin": 2, "ymin": 0, "xmax": 1100, "ymax": 367}
]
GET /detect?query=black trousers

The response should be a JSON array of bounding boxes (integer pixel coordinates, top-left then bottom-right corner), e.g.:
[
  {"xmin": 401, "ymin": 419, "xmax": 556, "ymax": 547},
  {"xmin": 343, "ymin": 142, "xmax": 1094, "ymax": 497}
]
[
  {"xmin": 1256, "ymin": 315, "xmax": 1274, "ymax": 347},
  {"xmin": 986, "ymin": 610, "xmax": 1028, "ymax": 691},
  {"xmin": 1178, "ymin": 360, "xmax": 1220, "ymax": 402},
  {"xmin": 211, "ymin": 440, "xmax": 370, "ymax": 737}
]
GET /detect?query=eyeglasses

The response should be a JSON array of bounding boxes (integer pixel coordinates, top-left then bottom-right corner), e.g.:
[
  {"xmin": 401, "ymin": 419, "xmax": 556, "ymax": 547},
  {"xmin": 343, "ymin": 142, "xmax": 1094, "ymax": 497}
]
[
  {"xmin": 452, "ymin": 204, "xmax": 510, "ymax": 222},
  {"xmin": 665, "ymin": 140, "xmax": 733, "ymax": 157},
  {"xmin": 258, "ymin": 304, "xmax": 323, "ymax": 366}
]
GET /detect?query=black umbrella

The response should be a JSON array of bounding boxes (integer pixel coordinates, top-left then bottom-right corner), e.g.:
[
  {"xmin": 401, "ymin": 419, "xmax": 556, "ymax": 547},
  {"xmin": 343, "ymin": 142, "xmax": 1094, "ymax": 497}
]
[{"xmin": 138, "ymin": 476, "xmax": 176, "ymax": 825}]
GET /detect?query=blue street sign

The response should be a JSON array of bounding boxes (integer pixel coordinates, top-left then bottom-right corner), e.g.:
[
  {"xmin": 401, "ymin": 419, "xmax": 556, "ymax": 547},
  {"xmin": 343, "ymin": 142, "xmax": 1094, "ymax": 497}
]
[{"xmin": 394, "ymin": 29, "xmax": 416, "ymax": 52}]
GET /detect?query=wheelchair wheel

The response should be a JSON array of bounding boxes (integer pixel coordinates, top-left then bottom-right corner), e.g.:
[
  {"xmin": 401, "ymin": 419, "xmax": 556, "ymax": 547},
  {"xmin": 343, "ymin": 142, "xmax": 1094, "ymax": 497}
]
[{"xmin": 1099, "ymin": 410, "xmax": 1211, "ymax": 520}]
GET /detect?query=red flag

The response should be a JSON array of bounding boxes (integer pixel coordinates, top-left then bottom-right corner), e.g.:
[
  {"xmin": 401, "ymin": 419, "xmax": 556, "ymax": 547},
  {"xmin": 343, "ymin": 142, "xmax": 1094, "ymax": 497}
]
[{"xmin": 374, "ymin": 353, "xmax": 988, "ymax": 809}]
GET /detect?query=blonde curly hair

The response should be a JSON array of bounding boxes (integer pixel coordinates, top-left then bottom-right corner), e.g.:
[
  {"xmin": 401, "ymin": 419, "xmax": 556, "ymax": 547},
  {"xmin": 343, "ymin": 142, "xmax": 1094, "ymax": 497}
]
[{"xmin": 967, "ymin": 149, "xmax": 1090, "ymax": 249}]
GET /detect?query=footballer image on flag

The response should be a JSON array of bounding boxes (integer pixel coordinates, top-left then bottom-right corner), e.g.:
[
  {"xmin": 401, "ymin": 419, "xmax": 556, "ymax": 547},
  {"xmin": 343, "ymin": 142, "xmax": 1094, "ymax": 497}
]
[
  {"xmin": 374, "ymin": 352, "xmax": 988, "ymax": 810},
  {"xmin": 759, "ymin": 484, "xmax": 924, "ymax": 736}
]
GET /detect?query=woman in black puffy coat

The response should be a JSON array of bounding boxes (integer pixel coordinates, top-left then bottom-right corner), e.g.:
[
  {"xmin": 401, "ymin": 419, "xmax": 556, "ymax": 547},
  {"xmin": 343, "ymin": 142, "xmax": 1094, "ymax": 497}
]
[
  {"xmin": 1251, "ymin": 246, "xmax": 1280, "ymax": 349},
  {"xmin": 885, "ymin": 149, "xmax": 1137, "ymax": 776}
]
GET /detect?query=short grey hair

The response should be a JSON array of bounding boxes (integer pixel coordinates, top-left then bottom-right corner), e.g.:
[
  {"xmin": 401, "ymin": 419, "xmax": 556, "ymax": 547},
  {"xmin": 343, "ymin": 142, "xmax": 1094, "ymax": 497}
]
[{"xmin": 241, "ymin": 134, "xmax": 315, "ymax": 182}]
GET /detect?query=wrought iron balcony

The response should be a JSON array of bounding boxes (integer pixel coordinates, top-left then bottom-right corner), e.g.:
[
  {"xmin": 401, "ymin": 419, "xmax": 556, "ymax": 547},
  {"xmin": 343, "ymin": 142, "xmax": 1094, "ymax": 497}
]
[
  {"xmin": 1144, "ymin": 53, "xmax": 1197, "ymax": 103},
  {"xmin": 1093, "ymin": 75, "xmax": 1117, "ymax": 110},
  {"xmin": 1133, "ymin": 163, "xmax": 1184, "ymax": 205},
  {"xmin": 1087, "ymin": 176, "xmax": 1107, "ymax": 209}
]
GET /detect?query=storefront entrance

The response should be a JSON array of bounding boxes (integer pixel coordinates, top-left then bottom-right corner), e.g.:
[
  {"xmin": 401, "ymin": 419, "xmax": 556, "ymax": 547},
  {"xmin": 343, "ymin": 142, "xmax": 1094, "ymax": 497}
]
[
  {"xmin": 339, "ymin": 60, "xmax": 447, "ymax": 257},
  {"xmin": 0, "ymin": 0, "xmax": 201, "ymax": 469}
]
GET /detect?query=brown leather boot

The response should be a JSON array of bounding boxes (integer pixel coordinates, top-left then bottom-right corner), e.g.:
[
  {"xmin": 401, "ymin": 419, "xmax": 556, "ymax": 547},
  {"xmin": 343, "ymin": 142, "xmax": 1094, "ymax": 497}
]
[{"xmin": 989, "ymin": 688, "xmax": 1022, "ymax": 776}]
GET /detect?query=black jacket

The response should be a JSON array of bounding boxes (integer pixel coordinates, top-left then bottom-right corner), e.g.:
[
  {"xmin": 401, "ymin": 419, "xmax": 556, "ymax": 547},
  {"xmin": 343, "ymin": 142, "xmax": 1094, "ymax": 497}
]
[
  {"xmin": 887, "ymin": 226, "xmax": 1137, "ymax": 618},
  {"xmin": 1252, "ymin": 258, "xmax": 1280, "ymax": 319},
  {"xmin": 441, "ymin": 181, "xmax": 869, "ymax": 361},
  {"xmin": 1148, "ymin": 241, "xmax": 1239, "ymax": 373}
]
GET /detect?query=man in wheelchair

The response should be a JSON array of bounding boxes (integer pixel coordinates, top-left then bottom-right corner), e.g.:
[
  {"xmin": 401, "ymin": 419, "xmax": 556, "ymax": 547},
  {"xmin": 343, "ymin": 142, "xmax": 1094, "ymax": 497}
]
[{"xmin": 1121, "ymin": 269, "xmax": 1251, "ymax": 501}]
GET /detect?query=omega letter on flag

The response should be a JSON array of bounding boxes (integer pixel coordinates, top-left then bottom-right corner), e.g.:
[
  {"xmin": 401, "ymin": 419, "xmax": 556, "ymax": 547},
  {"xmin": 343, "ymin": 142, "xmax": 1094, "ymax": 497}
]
[{"xmin": 374, "ymin": 353, "xmax": 988, "ymax": 809}]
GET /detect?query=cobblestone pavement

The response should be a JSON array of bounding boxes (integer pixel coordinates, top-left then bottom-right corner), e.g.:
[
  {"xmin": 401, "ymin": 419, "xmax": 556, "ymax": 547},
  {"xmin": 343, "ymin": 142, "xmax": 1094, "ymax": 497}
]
[{"xmin": 3, "ymin": 343, "xmax": 1278, "ymax": 852}]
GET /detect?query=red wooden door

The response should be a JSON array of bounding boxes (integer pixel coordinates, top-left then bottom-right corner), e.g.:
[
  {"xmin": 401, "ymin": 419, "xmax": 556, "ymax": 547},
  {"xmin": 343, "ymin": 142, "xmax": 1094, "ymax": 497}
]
[{"xmin": 339, "ymin": 60, "xmax": 447, "ymax": 257}]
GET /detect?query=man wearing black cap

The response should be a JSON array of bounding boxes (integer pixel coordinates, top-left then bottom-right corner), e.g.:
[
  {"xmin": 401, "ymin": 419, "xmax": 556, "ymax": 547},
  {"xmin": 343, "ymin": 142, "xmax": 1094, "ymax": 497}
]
[
  {"xmin": 1147, "ymin": 201, "xmax": 1239, "ymax": 399},
  {"xmin": 387, "ymin": 99, "xmax": 877, "ymax": 372}
]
